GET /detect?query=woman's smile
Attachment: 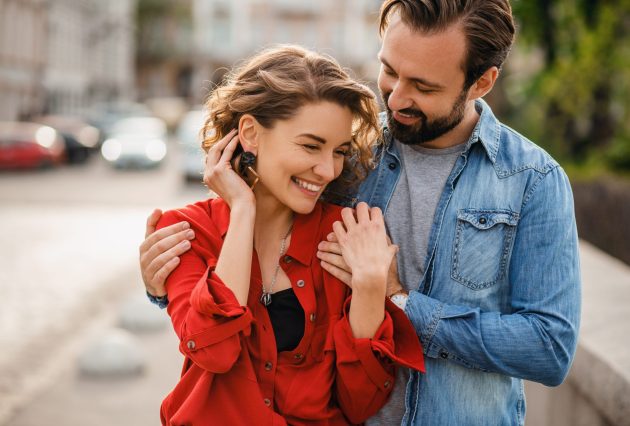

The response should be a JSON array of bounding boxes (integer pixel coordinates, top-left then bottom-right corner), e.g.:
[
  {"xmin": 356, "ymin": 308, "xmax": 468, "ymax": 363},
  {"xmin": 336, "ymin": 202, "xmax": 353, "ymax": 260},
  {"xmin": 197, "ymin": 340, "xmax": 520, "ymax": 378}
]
[{"xmin": 291, "ymin": 176, "xmax": 324, "ymax": 197}]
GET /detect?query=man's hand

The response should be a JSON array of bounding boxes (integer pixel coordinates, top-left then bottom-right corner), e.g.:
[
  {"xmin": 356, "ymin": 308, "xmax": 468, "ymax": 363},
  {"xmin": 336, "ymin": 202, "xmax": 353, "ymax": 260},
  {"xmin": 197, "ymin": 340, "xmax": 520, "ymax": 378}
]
[
  {"xmin": 317, "ymin": 232, "xmax": 352, "ymax": 286},
  {"xmin": 139, "ymin": 209, "xmax": 194, "ymax": 297}
]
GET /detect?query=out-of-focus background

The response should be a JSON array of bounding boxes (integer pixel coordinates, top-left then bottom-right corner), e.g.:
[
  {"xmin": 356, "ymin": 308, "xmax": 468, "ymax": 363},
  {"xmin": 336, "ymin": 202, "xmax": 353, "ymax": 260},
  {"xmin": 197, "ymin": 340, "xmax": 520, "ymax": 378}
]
[{"xmin": 0, "ymin": 1, "xmax": 629, "ymax": 425}]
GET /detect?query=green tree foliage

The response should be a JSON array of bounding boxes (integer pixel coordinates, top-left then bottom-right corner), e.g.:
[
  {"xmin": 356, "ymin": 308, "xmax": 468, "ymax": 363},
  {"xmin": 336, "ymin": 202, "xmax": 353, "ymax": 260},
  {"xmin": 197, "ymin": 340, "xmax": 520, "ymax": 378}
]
[{"xmin": 508, "ymin": 0, "xmax": 630, "ymax": 170}]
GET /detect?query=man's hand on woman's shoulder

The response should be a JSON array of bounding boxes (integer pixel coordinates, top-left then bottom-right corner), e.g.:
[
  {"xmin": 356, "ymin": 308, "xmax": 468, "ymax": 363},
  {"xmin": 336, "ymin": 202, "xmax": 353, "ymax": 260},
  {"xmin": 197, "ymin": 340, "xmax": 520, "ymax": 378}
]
[{"xmin": 139, "ymin": 209, "xmax": 195, "ymax": 297}]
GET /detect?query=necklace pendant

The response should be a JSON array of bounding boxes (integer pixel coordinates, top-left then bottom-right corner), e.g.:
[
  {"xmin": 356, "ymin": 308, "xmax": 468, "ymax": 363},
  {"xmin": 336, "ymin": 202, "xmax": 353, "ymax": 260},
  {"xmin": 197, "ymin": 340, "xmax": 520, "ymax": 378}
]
[{"xmin": 260, "ymin": 291, "xmax": 272, "ymax": 307}]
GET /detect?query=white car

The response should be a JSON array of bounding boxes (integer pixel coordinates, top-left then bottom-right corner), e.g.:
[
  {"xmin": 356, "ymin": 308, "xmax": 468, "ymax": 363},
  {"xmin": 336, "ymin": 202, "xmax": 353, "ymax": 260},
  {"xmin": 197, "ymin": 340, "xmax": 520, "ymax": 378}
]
[
  {"xmin": 177, "ymin": 110, "xmax": 206, "ymax": 181},
  {"xmin": 101, "ymin": 117, "xmax": 168, "ymax": 168}
]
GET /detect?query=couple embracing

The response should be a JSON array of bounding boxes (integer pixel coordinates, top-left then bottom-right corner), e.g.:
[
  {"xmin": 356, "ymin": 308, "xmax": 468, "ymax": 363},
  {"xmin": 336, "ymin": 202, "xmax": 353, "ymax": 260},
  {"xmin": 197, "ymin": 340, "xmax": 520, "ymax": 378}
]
[{"xmin": 139, "ymin": 1, "xmax": 581, "ymax": 425}]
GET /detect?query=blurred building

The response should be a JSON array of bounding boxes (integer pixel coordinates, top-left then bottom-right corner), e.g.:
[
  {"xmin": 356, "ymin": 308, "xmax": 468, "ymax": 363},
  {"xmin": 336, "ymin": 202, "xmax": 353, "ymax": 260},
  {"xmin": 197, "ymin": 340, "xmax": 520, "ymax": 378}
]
[
  {"xmin": 135, "ymin": 0, "xmax": 194, "ymax": 101},
  {"xmin": 0, "ymin": 0, "xmax": 136, "ymax": 121},
  {"xmin": 45, "ymin": 0, "xmax": 136, "ymax": 115},
  {"xmin": 0, "ymin": 0, "xmax": 47, "ymax": 121},
  {"xmin": 190, "ymin": 0, "xmax": 383, "ymax": 103}
]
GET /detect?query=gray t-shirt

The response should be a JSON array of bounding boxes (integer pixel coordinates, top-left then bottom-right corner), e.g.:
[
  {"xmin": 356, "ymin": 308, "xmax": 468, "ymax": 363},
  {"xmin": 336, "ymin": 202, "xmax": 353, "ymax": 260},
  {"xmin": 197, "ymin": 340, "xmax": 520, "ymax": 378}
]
[{"xmin": 366, "ymin": 140, "xmax": 465, "ymax": 426}]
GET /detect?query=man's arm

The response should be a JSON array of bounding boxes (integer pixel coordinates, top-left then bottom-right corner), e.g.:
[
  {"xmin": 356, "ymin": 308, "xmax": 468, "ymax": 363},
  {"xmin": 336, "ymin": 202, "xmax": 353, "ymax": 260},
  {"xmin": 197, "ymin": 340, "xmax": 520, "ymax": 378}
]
[
  {"xmin": 319, "ymin": 166, "xmax": 581, "ymax": 386},
  {"xmin": 406, "ymin": 166, "xmax": 580, "ymax": 386},
  {"xmin": 139, "ymin": 209, "xmax": 195, "ymax": 299}
]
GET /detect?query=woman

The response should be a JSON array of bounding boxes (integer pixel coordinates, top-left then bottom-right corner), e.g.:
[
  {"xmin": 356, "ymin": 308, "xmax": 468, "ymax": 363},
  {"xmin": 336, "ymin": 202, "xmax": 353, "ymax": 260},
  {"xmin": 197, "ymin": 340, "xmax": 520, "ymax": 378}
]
[{"xmin": 156, "ymin": 45, "xmax": 424, "ymax": 425}]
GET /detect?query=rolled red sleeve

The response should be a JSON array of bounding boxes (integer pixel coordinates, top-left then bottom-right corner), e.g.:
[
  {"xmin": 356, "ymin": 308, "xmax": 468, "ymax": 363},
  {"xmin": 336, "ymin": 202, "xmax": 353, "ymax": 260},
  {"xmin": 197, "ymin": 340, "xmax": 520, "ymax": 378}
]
[
  {"xmin": 157, "ymin": 208, "xmax": 253, "ymax": 374},
  {"xmin": 333, "ymin": 296, "xmax": 425, "ymax": 423}
]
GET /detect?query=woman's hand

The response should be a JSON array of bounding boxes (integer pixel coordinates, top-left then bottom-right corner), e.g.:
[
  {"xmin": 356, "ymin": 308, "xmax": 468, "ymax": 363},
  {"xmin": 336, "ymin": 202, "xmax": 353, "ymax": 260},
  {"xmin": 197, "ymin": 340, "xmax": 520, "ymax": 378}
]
[
  {"xmin": 203, "ymin": 129, "xmax": 255, "ymax": 208},
  {"xmin": 332, "ymin": 203, "xmax": 398, "ymax": 295},
  {"xmin": 332, "ymin": 202, "xmax": 398, "ymax": 338}
]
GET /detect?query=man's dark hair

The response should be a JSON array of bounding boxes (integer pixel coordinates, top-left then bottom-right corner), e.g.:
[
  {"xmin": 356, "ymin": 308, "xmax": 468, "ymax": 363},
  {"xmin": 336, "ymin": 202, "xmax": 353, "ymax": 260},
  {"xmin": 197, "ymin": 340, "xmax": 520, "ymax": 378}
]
[{"xmin": 379, "ymin": 0, "xmax": 516, "ymax": 88}]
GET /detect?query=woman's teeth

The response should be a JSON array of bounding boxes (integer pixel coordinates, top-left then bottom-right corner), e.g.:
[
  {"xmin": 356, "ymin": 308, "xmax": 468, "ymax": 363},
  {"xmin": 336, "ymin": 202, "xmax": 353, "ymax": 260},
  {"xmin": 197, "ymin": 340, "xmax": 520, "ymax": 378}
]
[{"xmin": 293, "ymin": 177, "xmax": 322, "ymax": 192}]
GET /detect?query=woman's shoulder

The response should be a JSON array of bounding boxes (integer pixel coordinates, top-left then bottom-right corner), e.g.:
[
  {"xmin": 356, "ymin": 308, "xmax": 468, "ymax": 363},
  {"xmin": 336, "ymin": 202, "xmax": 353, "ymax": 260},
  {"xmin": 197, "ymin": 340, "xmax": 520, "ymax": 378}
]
[
  {"xmin": 317, "ymin": 201, "xmax": 344, "ymax": 231},
  {"xmin": 156, "ymin": 198, "xmax": 228, "ymax": 232}
]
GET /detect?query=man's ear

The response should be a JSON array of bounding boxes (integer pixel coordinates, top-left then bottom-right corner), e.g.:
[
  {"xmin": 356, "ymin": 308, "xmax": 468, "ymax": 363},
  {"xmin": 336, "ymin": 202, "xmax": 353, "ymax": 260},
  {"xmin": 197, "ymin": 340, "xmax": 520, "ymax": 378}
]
[
  {"xmin": 238, "ymin": 114, "xmax": 260, "ymax": 154},
  {"xmin": 468, "ymin": 66, "xmax": 499, "ymax": 100}
]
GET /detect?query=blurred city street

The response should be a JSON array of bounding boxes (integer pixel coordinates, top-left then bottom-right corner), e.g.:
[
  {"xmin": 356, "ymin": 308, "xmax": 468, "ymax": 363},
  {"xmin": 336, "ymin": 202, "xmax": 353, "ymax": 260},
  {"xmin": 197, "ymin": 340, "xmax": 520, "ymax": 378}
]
[{"xmin": 0, "ymin": 143, "xmax": 207, "ymax": 425}]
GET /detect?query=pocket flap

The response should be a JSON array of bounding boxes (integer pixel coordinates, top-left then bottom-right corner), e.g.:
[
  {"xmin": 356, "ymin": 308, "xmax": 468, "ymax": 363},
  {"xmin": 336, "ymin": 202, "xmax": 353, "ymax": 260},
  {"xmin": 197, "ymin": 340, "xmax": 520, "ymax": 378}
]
[{"xmin": 457, "ymin": 209, "xmax": 519, "ymax": 230}]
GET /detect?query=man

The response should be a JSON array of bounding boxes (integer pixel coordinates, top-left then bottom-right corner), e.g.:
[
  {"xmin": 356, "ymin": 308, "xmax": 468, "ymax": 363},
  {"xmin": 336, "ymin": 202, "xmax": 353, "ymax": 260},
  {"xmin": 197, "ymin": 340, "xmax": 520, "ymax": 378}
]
[{"xmin": 139, "ymin": 1, "xmax": 581, "ymax": 425}]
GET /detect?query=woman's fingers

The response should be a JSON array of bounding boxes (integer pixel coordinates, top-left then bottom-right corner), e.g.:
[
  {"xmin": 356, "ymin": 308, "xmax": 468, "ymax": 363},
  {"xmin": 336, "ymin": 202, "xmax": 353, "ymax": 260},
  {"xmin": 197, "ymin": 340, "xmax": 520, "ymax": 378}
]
[
  {"xmin": 355, "ymin": 202, "xmax": 370, "ymax": 223},
  {"xmin": 340, "ymin": 207, "xmax": 357, "ymax": 230},
  {"xmin": 218, "ymin": 133, "xmax": 240, "ymax": 165}
]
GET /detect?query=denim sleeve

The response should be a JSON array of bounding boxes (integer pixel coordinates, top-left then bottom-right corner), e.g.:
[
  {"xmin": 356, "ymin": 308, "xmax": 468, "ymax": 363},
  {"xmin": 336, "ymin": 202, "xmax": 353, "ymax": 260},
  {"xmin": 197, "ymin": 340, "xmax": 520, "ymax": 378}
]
[
  {"xmin": 405, "ymin": 166, "xmax": 581, "ymax": 386},
  {"xmin": 146, "ymin": 291, "xmax": 169, "ymax": 309}
]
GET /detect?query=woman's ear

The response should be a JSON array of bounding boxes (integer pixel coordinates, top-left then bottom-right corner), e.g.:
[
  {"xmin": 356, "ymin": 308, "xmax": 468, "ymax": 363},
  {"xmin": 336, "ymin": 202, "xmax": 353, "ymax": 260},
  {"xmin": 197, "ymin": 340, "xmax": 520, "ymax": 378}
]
[{"xmin": 238, "ymin": 114, "xmax": 260, "ymax": 154}]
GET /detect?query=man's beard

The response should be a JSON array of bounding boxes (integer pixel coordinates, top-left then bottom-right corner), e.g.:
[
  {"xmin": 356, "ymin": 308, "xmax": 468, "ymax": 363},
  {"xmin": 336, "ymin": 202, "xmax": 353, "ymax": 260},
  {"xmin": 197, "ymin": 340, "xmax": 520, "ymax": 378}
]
[{"xmin": 383, "ymin": 89, "xmax": 468, "ymax": 145}]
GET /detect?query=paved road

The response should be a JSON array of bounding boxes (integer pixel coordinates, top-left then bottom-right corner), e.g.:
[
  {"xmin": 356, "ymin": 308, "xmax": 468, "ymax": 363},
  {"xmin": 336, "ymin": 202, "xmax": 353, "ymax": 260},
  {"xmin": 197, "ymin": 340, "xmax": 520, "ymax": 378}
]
[{"xmin": 0, "ymin": 145, "xmax": 207, "ymax": 424}]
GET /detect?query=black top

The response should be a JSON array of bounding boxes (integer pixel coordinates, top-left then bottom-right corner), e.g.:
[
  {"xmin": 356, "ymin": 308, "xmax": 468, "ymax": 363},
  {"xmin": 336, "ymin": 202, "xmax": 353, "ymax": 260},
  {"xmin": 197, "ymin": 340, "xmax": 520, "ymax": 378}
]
[{"xmin": 267, "ymin": 288, "xmax": 305, "ymax": 352}]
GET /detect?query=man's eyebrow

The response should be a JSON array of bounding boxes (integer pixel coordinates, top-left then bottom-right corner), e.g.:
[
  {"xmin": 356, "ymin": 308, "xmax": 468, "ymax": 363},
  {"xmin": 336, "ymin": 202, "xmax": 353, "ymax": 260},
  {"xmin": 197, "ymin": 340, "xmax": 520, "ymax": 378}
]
[{"xmin": 379, "ymin": 56, "xmax": 446, "ymax": 90}]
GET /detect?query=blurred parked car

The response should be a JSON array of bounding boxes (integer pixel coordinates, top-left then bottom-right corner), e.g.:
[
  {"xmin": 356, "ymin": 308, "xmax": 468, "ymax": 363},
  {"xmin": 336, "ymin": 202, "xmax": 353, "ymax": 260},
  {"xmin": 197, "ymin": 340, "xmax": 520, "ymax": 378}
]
[
  {"xmin": 0, "ymin": 122, "xmax": 65, "ymax": 169},
  {"xmin": 176, "ymin": 109, "xmax": 205, "ymax": 181},
  {"xmin": 85, "ymin": 101, "xmax": 152, "ymax": 140},
  {"xmin": 100, "ymin": 117, "xmax": 168, "ymax": 168},
  {"xmin": 35, "ymin": 115, "xmax": 100, "ymax": 164}
]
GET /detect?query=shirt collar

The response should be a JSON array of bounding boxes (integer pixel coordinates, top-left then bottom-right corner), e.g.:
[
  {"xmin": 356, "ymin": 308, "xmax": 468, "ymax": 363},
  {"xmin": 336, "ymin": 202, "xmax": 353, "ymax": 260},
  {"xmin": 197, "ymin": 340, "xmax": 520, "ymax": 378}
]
[
  {"xmin": 467, "ymin": 98, "xmax": 500, "ymax": 164},
  {"xmin": 212, "ymin": 198, "xmax": 322, "ymax": 266}
]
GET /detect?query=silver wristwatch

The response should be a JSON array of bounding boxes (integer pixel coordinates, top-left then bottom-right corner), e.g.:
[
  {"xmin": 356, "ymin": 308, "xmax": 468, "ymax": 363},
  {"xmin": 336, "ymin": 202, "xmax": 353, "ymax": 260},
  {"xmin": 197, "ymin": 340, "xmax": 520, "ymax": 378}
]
[{"xmin": 389, "ymin": 292, "xmax": 408, "ymax": 311}]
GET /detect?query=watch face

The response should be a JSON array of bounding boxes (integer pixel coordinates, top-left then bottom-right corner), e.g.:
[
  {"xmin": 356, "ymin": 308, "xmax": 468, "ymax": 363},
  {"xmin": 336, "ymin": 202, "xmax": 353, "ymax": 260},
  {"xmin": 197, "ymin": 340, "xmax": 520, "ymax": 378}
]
[{"xmin": 390, "ymin": 294, "xmax": 408, "ymax": 310}]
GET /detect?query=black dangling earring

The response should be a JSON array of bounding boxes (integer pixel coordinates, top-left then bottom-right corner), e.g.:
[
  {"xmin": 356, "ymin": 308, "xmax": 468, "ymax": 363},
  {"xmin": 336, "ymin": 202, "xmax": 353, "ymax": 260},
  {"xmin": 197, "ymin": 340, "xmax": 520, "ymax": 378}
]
[{"xmin": 238, "ymin": 151, "xmax": 260, "ymax": 190}]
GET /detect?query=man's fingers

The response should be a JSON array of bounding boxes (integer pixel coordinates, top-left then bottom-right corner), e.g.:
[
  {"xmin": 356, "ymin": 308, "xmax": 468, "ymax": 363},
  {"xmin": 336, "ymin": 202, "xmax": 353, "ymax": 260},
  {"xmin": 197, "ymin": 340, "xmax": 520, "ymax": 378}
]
[
  {"xmin": 320, "ymin": 260, "xmax": 353, "ymax": 287},
  {"xmin": 317, "ymin": 240, "xmax": 342, "ymax": 255},
  {"xmin": 142, "ymin": 238, "xmax": 191, "ymax": 289},
  {"xmin": 316, "ymin": 250, "xmax": 351, "ymax": 273},
  {"xmin": 147, "ymin": 257, "xmax": 180, "ymax": 297},
  {"xmin": 140, "ymin": 222, "xmax": 191, "ymax": 255},
  {"xmin": 326, "ymin": 232, "xmax": 338, "ymax": 243},
  {"xmin": 145, "ymin": 209, "xmax": 163, "ymax": 238}
]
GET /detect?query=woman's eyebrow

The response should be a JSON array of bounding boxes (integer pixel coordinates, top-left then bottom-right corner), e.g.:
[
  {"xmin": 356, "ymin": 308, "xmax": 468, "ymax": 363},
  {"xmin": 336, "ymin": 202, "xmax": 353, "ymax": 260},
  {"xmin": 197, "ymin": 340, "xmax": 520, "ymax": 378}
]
[{"xmin": 297, "ymin": 133, "xmax": 326, "ymax": 143}]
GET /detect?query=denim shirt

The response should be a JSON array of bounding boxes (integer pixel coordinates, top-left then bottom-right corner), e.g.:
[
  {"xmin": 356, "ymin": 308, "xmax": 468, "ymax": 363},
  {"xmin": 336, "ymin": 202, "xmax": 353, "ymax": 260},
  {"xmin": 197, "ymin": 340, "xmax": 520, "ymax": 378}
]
[{"xmin": 357, "ymin": 100, "xmax": 581, "ymax": 426}]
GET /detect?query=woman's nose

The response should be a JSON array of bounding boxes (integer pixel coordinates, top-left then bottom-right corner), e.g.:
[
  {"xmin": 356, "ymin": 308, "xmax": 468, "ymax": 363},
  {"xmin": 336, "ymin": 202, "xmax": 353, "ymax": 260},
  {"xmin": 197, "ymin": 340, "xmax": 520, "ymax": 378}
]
[{"xmin": 313, "ymin": 154, "xmax": 336, "ymax": 182}]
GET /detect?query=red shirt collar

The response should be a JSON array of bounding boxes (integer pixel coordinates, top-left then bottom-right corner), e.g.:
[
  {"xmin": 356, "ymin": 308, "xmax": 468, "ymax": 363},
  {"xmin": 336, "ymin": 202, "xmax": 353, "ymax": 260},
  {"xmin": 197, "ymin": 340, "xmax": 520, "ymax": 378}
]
[{"xmin": 210, "ymin": 198, "xmax": 323, "ymax": 266}]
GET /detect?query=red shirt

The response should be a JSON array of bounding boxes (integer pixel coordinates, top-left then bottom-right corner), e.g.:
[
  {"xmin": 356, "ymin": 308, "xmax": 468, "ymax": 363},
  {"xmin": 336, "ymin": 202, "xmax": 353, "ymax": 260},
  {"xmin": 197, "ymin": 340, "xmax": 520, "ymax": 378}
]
[{"xmin": 157, "ymin": 198, "xmax": 425, "ymax": 425}]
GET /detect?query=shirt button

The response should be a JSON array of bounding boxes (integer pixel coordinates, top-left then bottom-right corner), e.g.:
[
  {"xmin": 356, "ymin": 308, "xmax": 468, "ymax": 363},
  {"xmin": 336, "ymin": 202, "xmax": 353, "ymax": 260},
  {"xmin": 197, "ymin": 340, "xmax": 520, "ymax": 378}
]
[
  {"xmin": 264, "ymin": 361, "xmax": 273, "ymax": 371},
  {"xmin": 388, "ymin": 162, "xmax": 397, "ymax": 170},
  {"xmin": 263, "ymin": 398, "xmax": 271, "ymax": 407},
  {"xmin": 479, "ymin": 216, "xmax": 487, "ymax": 225},
  {"xmin": 284, "ymin": 255, "xmax": 292, "ymax": 263},
  {"xmin": 296, "ymin": 279, "xmax": 305, "ymax": 288},
  {"xmin": 186, "ymin": 340, "xmax": 196, "ymax": 350},
  {"xmin": 309, "ymin": 313, "xmax": 316, "ymax": 322},
  {"xmin": 294, "ymin": 353, "xmax": 304, "ymax": 361},
  {"xmin": 440, "ymin": 351, "xmax": 448, "ymax": 359},
  {"xmin": 384, "ymin": 380, "xmax": 391, "ymax": 388}
]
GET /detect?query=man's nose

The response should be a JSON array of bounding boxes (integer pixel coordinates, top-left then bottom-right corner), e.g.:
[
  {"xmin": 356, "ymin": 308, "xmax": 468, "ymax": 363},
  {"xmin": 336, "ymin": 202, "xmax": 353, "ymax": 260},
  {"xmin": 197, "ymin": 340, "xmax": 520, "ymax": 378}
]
[{"xmin": 387, "ymin": 81, "xmax": 412, "ymax": 112}]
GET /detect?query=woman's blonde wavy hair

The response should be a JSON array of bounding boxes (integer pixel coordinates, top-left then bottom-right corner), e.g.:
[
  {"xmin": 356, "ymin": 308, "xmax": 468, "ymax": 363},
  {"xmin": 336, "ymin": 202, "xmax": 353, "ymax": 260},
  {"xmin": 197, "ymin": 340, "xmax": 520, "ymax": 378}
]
[{"xmin": 201, "ymin": 44, "xmax": 380, "ymax": 198}]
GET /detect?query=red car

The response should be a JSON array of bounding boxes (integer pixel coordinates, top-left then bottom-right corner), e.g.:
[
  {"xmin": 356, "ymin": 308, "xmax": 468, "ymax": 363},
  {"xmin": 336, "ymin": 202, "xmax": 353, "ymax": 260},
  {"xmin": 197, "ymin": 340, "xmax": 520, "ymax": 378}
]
[{"xmin": 0, "ymin": 122, "xmax": 66, "ymax": 169}]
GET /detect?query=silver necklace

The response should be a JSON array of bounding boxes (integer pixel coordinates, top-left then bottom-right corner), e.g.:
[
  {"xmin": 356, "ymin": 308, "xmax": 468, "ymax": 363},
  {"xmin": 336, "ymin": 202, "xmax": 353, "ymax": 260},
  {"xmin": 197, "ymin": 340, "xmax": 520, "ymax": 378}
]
[{"xmin": 259, "ymin": 223, "xmax": 293, "ymax": 307}]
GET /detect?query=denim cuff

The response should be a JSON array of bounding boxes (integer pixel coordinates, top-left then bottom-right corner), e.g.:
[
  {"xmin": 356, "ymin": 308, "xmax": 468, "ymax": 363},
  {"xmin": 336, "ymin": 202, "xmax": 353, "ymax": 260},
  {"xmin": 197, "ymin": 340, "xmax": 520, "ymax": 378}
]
[
  {"xmin": 405, "ymin": 290, "xmax": 443, "ymax": 355},
  {"xmin": 146, "ymin": 291, "xmax": 169, "ymax": 309}
]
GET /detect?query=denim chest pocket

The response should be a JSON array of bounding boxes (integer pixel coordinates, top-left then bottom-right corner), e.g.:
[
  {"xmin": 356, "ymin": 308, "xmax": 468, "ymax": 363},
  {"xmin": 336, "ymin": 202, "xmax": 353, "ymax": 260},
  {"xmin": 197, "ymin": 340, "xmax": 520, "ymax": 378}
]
[{"xmin": 451, "ymin": 209, "xmax": 519, "ymax": 290}]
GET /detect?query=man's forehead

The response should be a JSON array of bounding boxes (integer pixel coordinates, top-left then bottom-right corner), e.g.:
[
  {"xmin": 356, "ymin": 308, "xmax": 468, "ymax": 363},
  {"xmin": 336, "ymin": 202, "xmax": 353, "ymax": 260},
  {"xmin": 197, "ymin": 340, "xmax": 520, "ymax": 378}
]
[{"xmin": 379, "ymin": 16, "xmax": 467, "ymax": 83}]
